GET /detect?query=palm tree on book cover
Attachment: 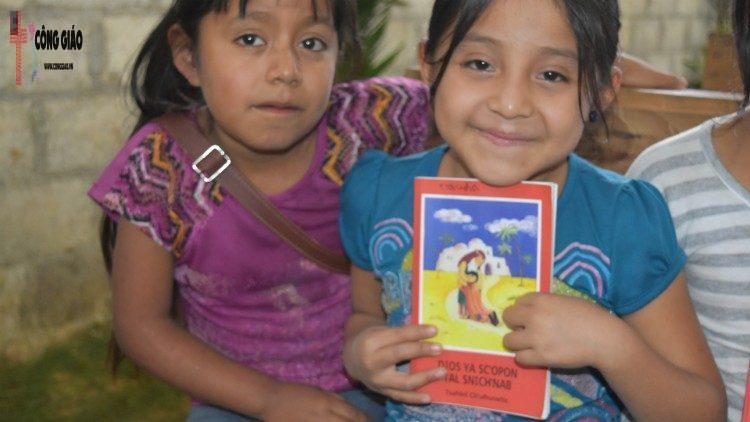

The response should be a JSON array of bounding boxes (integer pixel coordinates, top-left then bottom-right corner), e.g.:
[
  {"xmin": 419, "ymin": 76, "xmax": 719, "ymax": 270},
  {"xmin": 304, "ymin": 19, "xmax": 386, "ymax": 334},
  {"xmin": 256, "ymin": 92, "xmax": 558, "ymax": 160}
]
[{"xmin": 495, "ymin": 223, "xmax": 529, "ymax": 286}]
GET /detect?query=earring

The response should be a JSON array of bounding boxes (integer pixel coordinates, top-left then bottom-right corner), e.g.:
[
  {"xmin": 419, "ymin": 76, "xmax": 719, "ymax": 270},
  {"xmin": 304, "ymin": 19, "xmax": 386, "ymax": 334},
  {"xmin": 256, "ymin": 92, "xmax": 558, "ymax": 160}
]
[{"xmin": 589, "ymin": 111, "xmax": 599, "ymax": 123}]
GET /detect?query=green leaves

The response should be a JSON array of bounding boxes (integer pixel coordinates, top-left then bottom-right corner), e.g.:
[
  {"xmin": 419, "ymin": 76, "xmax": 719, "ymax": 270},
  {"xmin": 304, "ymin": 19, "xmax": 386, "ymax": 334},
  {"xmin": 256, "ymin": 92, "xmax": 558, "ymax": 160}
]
[
  {"xmin": 338, "ymin": 0, "xmax": 406, "ymax": 80},
  {"xmin": 709, "ymin": 0, "xmax": 732, "ymax": 35},
  {"xmin": 498, "ymin": 243, "xmax": 512, "ymax": 256}
]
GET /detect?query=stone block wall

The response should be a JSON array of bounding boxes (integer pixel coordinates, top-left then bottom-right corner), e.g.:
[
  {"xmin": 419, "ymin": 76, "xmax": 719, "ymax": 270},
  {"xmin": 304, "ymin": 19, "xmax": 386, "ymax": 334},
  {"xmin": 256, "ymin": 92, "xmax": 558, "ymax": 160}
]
[
  {"xmin": 619, "ymin": 0, "xmax": 714, "ymax": 82},
  {"xmin": 0, "ymin": 0, "xmax": 169, "ymax": 360}
]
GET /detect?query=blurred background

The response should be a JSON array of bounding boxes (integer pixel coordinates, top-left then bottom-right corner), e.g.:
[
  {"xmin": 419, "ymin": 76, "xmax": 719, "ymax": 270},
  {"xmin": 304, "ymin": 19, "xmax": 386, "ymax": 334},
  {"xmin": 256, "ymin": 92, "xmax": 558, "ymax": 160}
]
[{"xmin": 0, "ymin": 0, "xmax": 741, "ymax": 420}]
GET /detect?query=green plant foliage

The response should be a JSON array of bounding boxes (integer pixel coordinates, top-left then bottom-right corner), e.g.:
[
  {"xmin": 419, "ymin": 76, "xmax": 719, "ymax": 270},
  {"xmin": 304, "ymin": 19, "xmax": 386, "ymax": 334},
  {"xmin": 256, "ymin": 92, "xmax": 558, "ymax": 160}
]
[
  {"xmin": 338, "ymin": 0, "xmax": 406, "ymax": 80},
  {"xmin": 709, "ymin": 0, "xmax": 733, "ymax": 34}
]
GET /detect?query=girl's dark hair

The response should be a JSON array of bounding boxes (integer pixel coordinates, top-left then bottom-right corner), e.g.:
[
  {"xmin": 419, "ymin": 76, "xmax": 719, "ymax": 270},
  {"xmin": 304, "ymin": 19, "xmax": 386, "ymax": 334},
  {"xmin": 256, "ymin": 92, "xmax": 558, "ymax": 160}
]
[
  {"xmin": 423, "ymin": 0, "xmax": 620, "ymax": 126},
  {"xmin": 734, "ymin": 0, "xmax": 750, "ymax": 107},
  {"xmin": 100, "ymin": 0, "xmax": 359, "ymax": 374}
]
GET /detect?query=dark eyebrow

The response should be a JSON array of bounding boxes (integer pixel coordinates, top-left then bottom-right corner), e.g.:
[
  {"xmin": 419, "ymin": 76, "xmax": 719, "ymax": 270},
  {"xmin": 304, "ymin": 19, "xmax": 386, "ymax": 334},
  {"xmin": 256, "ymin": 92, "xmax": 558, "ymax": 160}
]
[
  {"xmin": 462, "ymin": 34, "xmax": 499, "ymax": 47},
  {"xmin": 239, "ymin": 11, "xmax": 271, "ymax": 22},
  {"xmin": 538, "ymin": 46, "xmax": 578, "ymax": 61},
  {"xmin": 462, "ymin": 34, "xmax": 578, "ymax": 62},
  {"xmin": 237, "ymin": 10, "xmax": 334, "ymax": 28}
]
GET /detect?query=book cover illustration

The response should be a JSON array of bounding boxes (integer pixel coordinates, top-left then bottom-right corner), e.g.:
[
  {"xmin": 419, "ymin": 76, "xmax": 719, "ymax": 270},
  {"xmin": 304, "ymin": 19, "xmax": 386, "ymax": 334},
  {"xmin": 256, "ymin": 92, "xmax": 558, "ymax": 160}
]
[{"xmin": 411, "ymin": 177, "xmax": 556, "ymax": 419}]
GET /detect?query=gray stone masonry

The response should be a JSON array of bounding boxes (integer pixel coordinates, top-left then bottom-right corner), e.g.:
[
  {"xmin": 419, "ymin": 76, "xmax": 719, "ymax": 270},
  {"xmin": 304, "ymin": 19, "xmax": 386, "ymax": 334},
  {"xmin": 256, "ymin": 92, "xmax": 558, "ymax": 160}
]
[{"xmin": 0, "ymin": 0, "xmax": 170, "ymax": 360}]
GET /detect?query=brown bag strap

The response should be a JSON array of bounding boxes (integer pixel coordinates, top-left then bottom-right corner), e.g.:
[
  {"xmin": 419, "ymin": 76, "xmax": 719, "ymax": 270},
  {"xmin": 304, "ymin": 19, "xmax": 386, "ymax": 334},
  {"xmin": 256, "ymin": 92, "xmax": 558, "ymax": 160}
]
[{"xmin": 155, "ymin": 113, "xmax": 351, "ymax": 275}]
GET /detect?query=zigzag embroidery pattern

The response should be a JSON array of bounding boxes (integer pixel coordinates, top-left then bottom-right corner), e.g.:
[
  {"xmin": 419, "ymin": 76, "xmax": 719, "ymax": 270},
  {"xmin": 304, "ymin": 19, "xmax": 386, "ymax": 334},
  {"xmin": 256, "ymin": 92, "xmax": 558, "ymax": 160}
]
[
  {"xmin": 323, "ymin": 78, "xmax": 430, "ymax": 185},
  {"xmin": 106, "ymin": 130, "xmax": 223, "ymax": 258}
]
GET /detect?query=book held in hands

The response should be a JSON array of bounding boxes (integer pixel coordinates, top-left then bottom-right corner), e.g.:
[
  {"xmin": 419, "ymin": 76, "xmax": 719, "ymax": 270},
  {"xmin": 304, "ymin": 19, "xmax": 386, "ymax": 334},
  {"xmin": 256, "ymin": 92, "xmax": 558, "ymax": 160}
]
[{"xmin": 411, "ymin": 177, "xmax": 556, "ymax": 419}]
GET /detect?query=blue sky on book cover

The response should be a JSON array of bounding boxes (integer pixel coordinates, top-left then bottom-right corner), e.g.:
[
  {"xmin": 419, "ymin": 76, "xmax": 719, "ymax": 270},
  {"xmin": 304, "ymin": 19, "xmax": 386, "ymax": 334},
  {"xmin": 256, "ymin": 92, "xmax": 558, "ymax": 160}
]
[{"xmin": 422, "ymin": 196, "xmax": 540, "ymax": 278}]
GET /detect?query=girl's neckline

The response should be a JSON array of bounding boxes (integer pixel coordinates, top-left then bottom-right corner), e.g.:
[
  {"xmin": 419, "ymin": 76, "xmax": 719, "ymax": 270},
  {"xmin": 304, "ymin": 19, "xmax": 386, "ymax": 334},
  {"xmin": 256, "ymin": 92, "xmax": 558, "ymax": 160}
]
[
  {"xmin": 265, "ymin": 116, "xmax": 328, "ymax": 203},
  {"xmin": 429, "ymin": 144, "xmax": 575, "ymax": 203},
  {"xmin": 704, "ymin": 116, "xmax": 750, "ymax": 207},
  {"xmin": 185, "ymin": 109, "xmax": 328, "ymax": 203}
]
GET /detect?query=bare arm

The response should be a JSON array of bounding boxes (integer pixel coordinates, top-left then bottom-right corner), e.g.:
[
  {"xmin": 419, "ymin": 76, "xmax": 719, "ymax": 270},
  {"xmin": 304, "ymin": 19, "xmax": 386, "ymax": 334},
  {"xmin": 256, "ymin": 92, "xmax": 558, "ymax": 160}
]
[
  {"xmin": 616, "ymin": 53, "xmax": 689, "ymax": 89},
  {"xmin": 344, "ymin": 265, "xmax": 389, "ymax": 339},
  {"xmin": 599, "ymin": 273, "xmax": 726, "ymax": 421},
  {"xmin": 112, "ymin": 220, "xmax": 363, "ymax": 421}
]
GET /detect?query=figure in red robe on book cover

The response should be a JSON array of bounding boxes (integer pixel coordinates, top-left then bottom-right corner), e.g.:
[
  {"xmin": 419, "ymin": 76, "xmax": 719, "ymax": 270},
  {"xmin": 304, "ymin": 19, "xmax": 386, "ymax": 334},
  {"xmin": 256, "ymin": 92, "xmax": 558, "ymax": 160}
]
[{"xmin": 456, "ymin": 250, "xmax": 499, "ymax": 326}]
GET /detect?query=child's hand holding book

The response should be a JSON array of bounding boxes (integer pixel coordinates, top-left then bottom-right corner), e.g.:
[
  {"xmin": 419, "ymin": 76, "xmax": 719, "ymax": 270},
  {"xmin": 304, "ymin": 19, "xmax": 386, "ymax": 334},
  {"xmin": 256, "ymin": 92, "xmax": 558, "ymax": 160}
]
[
  {"xmin": 502, "ymin": 293, "xmax": 627, "ymax": 369},
  {"xmin": 343, "ymin": 324, "xmax": 447, "ymax": 404}
]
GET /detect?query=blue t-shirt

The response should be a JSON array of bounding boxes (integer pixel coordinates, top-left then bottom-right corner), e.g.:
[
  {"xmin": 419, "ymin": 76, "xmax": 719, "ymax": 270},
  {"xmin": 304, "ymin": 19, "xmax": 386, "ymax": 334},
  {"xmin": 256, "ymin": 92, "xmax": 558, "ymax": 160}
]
[{"xmin": 340, "ymin": 146, "xmax": 686, "ymax": 421}]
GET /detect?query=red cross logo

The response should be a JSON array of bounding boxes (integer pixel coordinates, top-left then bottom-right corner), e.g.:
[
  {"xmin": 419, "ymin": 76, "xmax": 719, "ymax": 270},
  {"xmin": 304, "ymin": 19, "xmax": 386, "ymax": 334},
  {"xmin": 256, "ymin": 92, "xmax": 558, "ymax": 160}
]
[{"xmin": 9, "ymin": 11, "xmax": 28, "ymax": 86}]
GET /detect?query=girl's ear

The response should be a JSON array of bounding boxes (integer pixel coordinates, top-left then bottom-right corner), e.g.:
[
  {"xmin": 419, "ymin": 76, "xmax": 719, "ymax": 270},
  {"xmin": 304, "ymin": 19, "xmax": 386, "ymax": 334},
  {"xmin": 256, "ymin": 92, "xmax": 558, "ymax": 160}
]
[
  {"xmin": 168, "ymin": 23, "xmax": 201, "ymax": 87},
  {"xmin": 418, "ymin": 40, "xmax": 434, "ymax": 85},
  {"xmin": 600, "ymin": 66, "xmax": 623, "ymax": 109}
]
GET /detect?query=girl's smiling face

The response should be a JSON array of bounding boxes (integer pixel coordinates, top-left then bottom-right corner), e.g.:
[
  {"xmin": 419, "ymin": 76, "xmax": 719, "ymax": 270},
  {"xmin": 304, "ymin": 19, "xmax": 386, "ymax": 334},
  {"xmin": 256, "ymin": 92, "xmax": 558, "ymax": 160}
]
[
  {"xmin": 177, "ymin": 0, "xmax": 339, "ymax": 154},
  {"xmin": 424, "ymin": 0, "xmax": 617, "ymax": 187}
]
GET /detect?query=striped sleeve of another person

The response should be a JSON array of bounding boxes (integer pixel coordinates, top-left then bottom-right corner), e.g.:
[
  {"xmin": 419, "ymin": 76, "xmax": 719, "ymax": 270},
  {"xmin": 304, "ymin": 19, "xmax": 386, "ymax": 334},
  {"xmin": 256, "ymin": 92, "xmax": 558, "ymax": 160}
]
[{"xmin": 627, "ymin": 116, "xmax": 750, "ymax": 422}]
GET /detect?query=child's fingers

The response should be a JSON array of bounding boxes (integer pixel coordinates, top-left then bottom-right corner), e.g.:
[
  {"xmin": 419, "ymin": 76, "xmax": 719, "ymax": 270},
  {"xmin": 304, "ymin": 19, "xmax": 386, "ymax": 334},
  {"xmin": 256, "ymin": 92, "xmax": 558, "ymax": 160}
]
[
  {"xmin": 373, "ymin": 341, "xmax": 442, "ymax": 368},
  {"xmin": 379, "ymin": 366, "xmax": 446, "ymax": 391},
  {"xmin": 381, "ymin": 387, "xmax": 432, "ymax": 405},
  {"xmin": 501, "ymin": 303, "xmax": 533, "ymax": 329},
  {"xmin": 371, "ymin": 324, "xmax": 437, "ymax": 348},
  {"xmin": 514, "ymin": 349, "xmax": 546, "ymax": 367},
  {"xmin": 503, "ymin": 329, "xmax": 532, "ymax": 351}
]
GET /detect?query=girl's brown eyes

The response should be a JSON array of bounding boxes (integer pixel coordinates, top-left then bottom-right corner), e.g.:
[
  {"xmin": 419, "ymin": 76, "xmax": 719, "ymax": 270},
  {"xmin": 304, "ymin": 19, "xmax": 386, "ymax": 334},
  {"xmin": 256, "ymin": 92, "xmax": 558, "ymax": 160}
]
[
  {"xmin": 464, "ymin": 59, "xmax": 492, "ymax": 71},
  {"xmin": 235, "ymin": 34, "xmax": 327, "ymax": 52},
  {"xmin": 236, "ymin": 34, "xmax": 265, "ymax": 47},
  {"xmin": 461, "ymin": 59, "xmax": 571, "ymax": 83},
  {"xmin": 540, "ymin": 71, "xmax": 568, "ymax": 83},
  {"xmin": 301, "ymin": 38, "xmax": 327, "ymax": 52}
]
